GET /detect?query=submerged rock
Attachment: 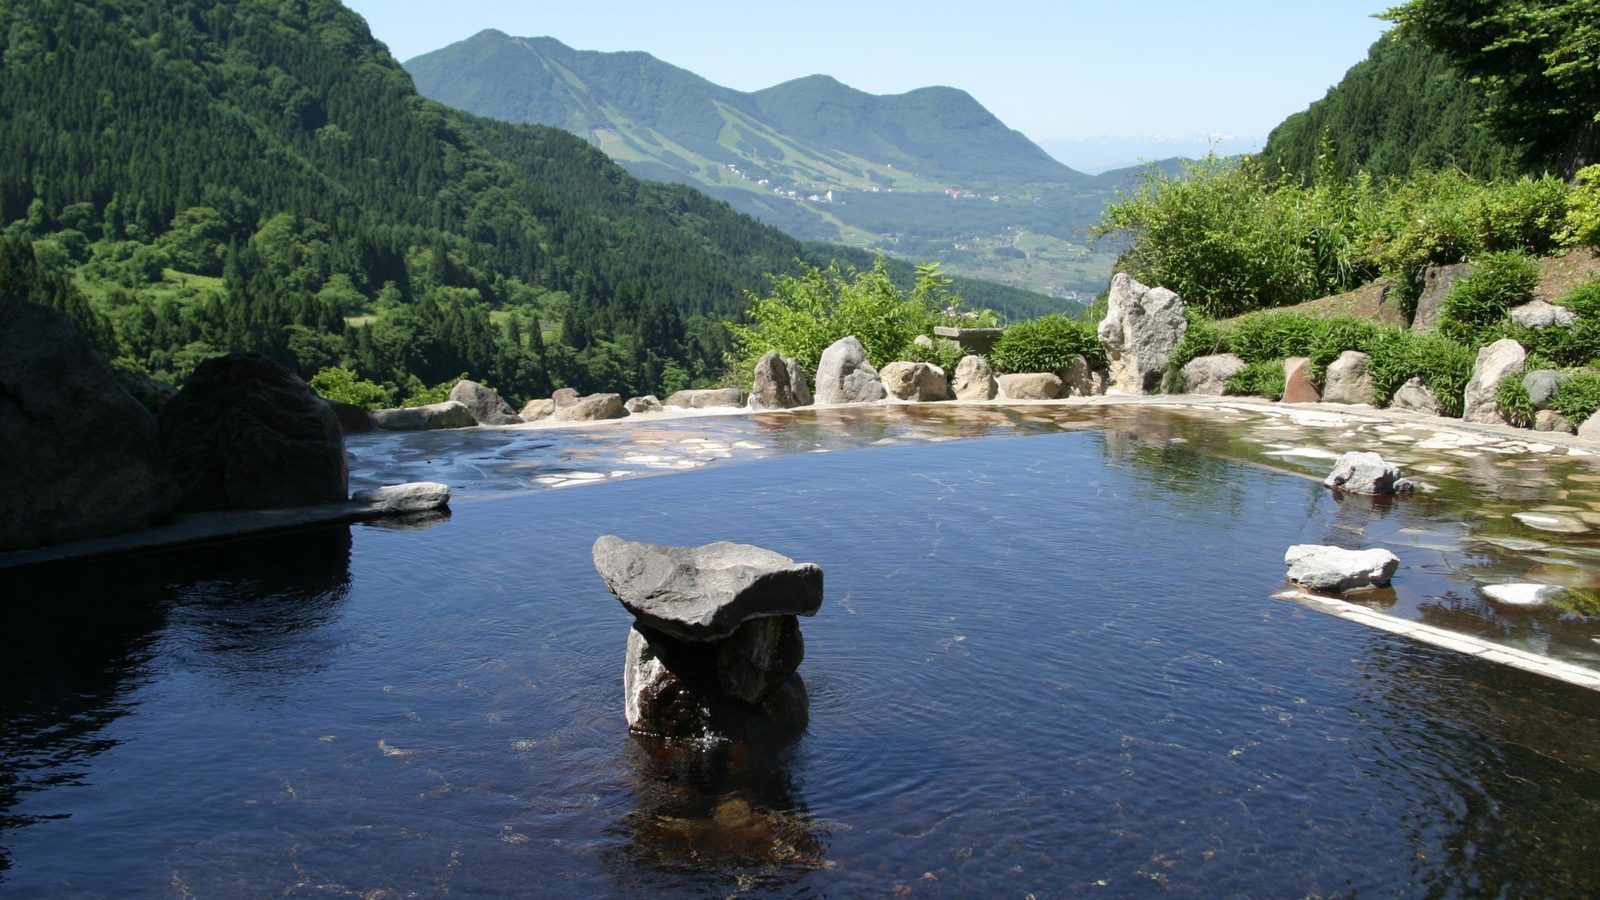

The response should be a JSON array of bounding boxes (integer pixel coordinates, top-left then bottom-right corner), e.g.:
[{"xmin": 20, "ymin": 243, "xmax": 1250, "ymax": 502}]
[
  {"xmin": 814, "ymin": 336, "xmax": 886, "ymax": 405},
  {"xmin": 371, "ymin": 400, "xmax": 477, "ymax": 431},
  {"xmin": 1097, "ymin": 273, "xmax": 1187, "ymax": 394},
  {"xmin": 158, "ymin": 352, "xmax": 347, "ymax": 512},
  {"xmin": 1483, "ymin": 583, "xmax": 1558, "ymax": 607},
  {"xmin": 1284, "ymin": 545, "xmax": 1400, "ymax": 593},
  {"xmin": 951, "ymin": 355, "xmax": 998, "ymax": 400},
  {"xmin": 751, "ymin": 351, "xmax": 812, "ymax": 410},
  {"xmin": 1324, "ymin": 451, "xmax": 1414, "ymax": 495},
  {"xmin": 0, "ymin": 301, "xmax": 177, "ymax": 550},
  {"xmin": 880, "ymin": 361, "xmax": 949, "ymax": 401},
  {"xmin": 449, "ymin": 379, "xmax": 521, "ymax": 425}
]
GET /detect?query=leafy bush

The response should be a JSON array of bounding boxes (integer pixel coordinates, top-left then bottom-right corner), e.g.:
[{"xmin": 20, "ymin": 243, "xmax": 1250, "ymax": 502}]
[
  {"xmin": 1363, "ymin": 330, "xmax": 1476, "ymax": 416},
  {"xmin": 988, "ymin": 315, "xmax": 1106, "ymax": 374},
  {"xmin": 309, "ymin": 365, "xmax": 395, "ymax": 408},
  {"xmin": 1438, "ymin": 250, "xmax": 1537, "ymax": 345},
  {"xmin": 901, "ymin": 339, "xmax": 965, "ymax": 374},
  {"xmin": 1494, "ymin": 373, "xmax": 1535, "ymax": 427},
  {"xmin": 1564, "ymin": 165, "xmax": 1600, "ymax": 248},
  {"xmin": 1225, "ymin": 360, "xmax": 1286, "ymax": 399},
  {"xmin": 1517, "ymin": 281, "xmax": 1600, "ymax": 367},
  {"xmin": 399, "ymin": 373, "xmax": 465, "ymax": 408},
  {"xmin": 1094, "ymin": 155, "xmax": 1374, "ymax": 318},
  {"xmin": 728, "ymin": 258, "xmax": 960, "ymax": 381},
  {"xmin": 1553, "ymin": 373, "xmax": 1600, "ymax": 424}
]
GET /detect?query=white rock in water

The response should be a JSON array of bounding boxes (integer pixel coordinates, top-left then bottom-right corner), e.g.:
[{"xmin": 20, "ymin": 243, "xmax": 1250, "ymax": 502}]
[
  {"xmin": 1284, "ymin": 544, "xmax": 1400, "ymax": 593},
  {"xmin": 1483, "ymin": 583, "xmax": 1557, "ymax": 607},
  {"xmin": 352, "ymin": 481, "xmax": 451, "ymax": 513}
]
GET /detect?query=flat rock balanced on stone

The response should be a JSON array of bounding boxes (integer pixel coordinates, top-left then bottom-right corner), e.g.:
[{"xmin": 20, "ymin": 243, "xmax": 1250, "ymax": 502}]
[{"xmin": 592, "ymin": 535, "xmax": 824, "ymax": 741}]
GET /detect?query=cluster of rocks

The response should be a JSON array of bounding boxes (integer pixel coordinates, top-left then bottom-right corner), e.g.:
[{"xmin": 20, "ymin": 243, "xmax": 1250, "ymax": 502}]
[
  {"xmin": 0, "ymin": 301, "xmax": 447, "ymax": 552},
  {"xmin": 592, "ymin": 536, "xmax": 823, "ymax": 741},
  {"xmin": 1283, "ymin": 451, "xmax": 1412, "ymax": 596}
]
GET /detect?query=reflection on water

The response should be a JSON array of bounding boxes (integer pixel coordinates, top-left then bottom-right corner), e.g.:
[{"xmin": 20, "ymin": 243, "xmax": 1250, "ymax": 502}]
[{"xmin": 7, "ymin": 411, "xmax": 1600, "ymax": 893}]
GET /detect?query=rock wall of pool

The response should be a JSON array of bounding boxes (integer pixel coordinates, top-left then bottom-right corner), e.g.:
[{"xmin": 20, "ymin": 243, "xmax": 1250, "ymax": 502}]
[{"xmin": 5, "ymin": 400, "xmax": 1600, "ymax": 895}]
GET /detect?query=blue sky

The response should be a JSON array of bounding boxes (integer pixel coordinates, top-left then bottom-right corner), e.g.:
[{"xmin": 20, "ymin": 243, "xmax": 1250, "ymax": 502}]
[{"xmin": 345, "ymin": 1, "xmax": 1392, "ymax": 146}]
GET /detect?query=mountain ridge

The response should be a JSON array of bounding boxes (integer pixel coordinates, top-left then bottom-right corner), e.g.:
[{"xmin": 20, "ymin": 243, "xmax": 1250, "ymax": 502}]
[{"xmin": 404, "ymin": 30, "xmax": 1119, "ymax": 299}]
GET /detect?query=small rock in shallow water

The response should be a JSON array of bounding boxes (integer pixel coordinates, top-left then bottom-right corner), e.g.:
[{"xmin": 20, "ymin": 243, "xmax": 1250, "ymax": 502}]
[
  {"xmin": 351, "ymin": 481, "xmax": 451, "ymax": 514},
  {"xmin": 1284, "ymin": 544, "xmax": 1400, "ymax": 593},
  {"xmin": 1483, "ymin": 584, "xmax": 1557, "ymax": 607},
  {"xmin": 1323, "ymin": 451, "xmax": 1414, "ymax": 495}
]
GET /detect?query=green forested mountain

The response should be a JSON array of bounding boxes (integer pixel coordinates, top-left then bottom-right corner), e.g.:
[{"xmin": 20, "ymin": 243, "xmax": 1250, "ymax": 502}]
[
  {"xmin": 0, "ymin": 0, "xmax": 1056, "ymax": 402},
  {"xmin": 1261, "ymin": 33, "xmax": 1516, "ymax": 181},
  {"xmin": 405, "ymin": 30, "xmax": 1119, "ymax": 299}
]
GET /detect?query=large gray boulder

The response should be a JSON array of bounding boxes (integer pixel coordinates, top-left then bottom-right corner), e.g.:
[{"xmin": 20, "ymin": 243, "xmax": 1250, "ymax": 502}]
[
  {"xmin": 371, "ymin": 400, "xmax": 477, "ymax": 431},
  {"xmin": 624, "ymin": 395, "xmax": 664, "ymax": 414},
  {"xmin": 1323, "ymin": 451, "xmax": 1414, "ymax": 495},
  {"xmin": 1510, "ymin": 299, "xmax": 1577, "ymax": 330},
  {"xmin": 158, "ymin": 352, "xmax": 347, "ymax": 512},
  {"xmin": 448, "ymin": 379, "xmax": 521, "ymax": 425},
  {"xmin": 951, "ymin": 355, "xmax": 997, "ymax": 400},
  {"xmin": 519, "ymin": 398, "xmax": 556, "ymax": 421},
  {"xmin": 0, "ymin": 301, "xmax": 178, "ymax": 550},
  {"xmin": 1462, "ymin": 338, "xmax": 1527, "ymax": 424},
  {"xmin": 1058, "ymin": 355, "xmax": 1107, "ymax": 397},
  {"xmin": 1579, "ymin": 415, "xmax": 1600, "ymax": 443},
  {"xmin": 814, "ymin": 336, "xmax": 886, "ymax": 404},
  {"xmin": 551, "ymin": 388, "xmax": 580, "ymax": 408},
  {"xmin": 1096, "ymin": 273, "xmax": 1187, "ymax": 394},
  {"xmin": 1412, "ymin": 263, "xmax": 1473, "ymax": 333},
  {"xmin": 1390, "ymin": 377, "xmax": 1444, "ymax": 416},
  {"xmin": 592, "ymin": 536, "xmax": 823, "ymax": 642},
  {"xmin": 1322, "ymin": 351, "xmax": 1375, "ymax": 405},
  {"xmin": 997, "ymin": 372, "xmax": 1062, "ymax": 400},
  {"xmin": 1181, "ymin": 353, "xmax": 1246, "ymax": 395},
  {"xmin": 1523, "ymin": 369, "xmax": 1570, "ymax": 410},
  {"xmin": 751, "ymin": 351, "xmax": 813, "ymax": 410},
  {"xmin": 552, "ymin": 393, "xmax": 626, "ymax": 421},
  {"xmin": 1285, "ymin": 545, "xmax": 1400, "ymax": 593},
  {"xmin": 880, "ymin": 361, "xmax": 949, "ymax": 401},
  {"xmin": 664, "ymin": 387, "xmax": 747, "ymax": 409}
]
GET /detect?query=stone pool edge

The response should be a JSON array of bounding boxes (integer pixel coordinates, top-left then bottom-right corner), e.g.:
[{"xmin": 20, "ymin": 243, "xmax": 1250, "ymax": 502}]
[{"xmin": 1275, "ymin": 588, "xmax": 1600, "ymax": 692}]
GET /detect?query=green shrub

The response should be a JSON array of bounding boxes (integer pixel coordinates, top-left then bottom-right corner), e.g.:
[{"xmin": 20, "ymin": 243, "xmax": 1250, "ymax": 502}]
[
  {"xmin": 1466, "ymin": 175, "xmax": 1571, "ymax": 255},
  {"xmin": 1553, "ymin": 373, "xmax": 1600, "ymax": 425},
  {"xmin": 901, "ymin": 339, "xmax": 965, "ymax": 373},
  {"xmin": 728, "ymin": 258, "xmax": 956, "ymax": 380},
  {"xmin": 1364, "ymin": 330, "xmax": 1476, "ymax": 416},
  {"xmin": 399, "ymin": 373, "xmax": 464, "ymax": 408},
  {"xmin": 1225, "ymin": 360, "xmax": 1286, "ymax": 399},
  {"xmin": 1517, "ymin": 281, "xmax": 1600, "ymax": 367},
  {"xmin": 1438, "ymin": 250, "xmax": 1537, "ymax": 345},
  {"xmin": 1562, "ymin": 165, "xmax": 1600, "ymax": 248},
  {"xmin": 1494, "ymin": 373, "xmax": 1535, "ymax": 427},
  {"xmin": 988, "ymin": 314, "xmax": 1106, "ymax": 373},
  {"xmin": 309, "ymin": 365, "xmax": 396, "ymax": 408}
]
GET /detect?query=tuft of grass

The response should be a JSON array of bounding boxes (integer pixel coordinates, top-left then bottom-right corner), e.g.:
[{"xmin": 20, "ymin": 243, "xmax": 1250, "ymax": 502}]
[
  {"xmin": 1438, "ymin": 250, "xmax": 1538, "ymax": 345},
  {"xmin": 988, "ymin": 314, "xmax": 1105, "ymax": 373},
  {"xmin": 1226, "ymin": 360, "xmax": 1286, "ymax": 399}
]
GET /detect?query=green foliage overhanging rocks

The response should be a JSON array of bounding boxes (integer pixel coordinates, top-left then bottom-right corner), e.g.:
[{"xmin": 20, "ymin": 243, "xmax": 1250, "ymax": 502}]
[{"xmin": 727, "ymin": 258, "xmax": 979, "ymax": 383}]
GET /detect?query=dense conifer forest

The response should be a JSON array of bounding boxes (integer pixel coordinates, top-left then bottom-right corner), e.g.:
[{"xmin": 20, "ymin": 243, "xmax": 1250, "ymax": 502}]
[{"xmin": 0, "ymin": 0, "xmax": 1050, "ymax": 404}]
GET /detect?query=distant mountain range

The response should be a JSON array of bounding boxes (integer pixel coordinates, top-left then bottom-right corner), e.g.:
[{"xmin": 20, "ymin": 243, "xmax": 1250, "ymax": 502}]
[{"xmin": 405, "ymin": 30, "xmax": 1151, "ymax": 300}]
